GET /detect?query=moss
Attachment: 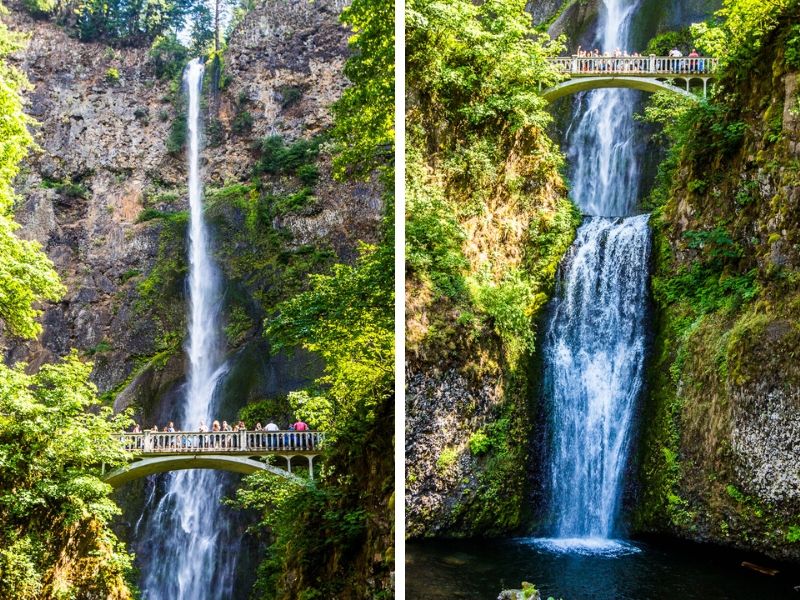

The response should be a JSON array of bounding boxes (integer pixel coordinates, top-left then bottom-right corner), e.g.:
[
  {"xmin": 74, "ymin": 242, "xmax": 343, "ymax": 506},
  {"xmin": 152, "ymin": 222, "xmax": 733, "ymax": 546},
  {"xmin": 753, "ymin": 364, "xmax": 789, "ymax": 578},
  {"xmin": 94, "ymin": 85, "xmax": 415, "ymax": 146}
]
[
  {"xmin": 40, "ymin": 177, "xmax": 90, "ymax": 199},
  {"xmin": 636, "ymin": 7, "xmax": 800, "ymax": 558},
  {"xmin": 436, "ymin": 447, "xmax": 459, "ymax": 473},
  {"xmin": 166, "ymin": 112, "xmax": 187, "ymax": 155}
]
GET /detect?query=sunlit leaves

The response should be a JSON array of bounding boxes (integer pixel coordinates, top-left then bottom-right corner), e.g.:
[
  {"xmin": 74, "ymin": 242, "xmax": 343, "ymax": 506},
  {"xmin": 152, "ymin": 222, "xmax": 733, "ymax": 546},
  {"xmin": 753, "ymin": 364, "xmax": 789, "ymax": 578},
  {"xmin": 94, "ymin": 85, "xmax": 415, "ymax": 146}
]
[
  {"xmin": 406, "ymin": 0, "xmax": 565, "ymax": 136},
  {"xmin": 330, "ymin": 0, "xmax": 395, "ymax": 179},
  {"xmin": 0, "ymin": 11, "xmax": 65, "ymax": 338},
  {"xmin": 0, "ymin": 352, "xmax": 134, "ymax": 596},
  {"xmin": 266, "ymin": 243, "xmax": 394, "ymax": 442}
]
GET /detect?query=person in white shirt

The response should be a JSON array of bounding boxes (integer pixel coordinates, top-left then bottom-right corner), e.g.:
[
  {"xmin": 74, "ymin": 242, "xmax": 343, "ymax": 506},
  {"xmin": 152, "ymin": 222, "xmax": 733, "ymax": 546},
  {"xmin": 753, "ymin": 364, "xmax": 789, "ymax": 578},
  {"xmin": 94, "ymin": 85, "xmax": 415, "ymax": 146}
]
[{"xmin": 265, "ymin": 421, "xmax": 279, "ymax": 449}]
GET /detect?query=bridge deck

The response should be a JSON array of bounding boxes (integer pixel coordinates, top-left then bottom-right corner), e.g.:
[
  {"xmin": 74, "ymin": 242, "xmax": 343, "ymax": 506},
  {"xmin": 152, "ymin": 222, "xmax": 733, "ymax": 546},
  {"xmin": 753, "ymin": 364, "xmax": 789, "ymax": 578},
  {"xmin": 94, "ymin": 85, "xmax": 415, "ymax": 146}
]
[
  {"xmin": 548, "ymin": 55, "xmax": 718, "ymax": 78},
  {"xmin": 119, "ymin": 430, "xmax": 324, "ymax": 456}
]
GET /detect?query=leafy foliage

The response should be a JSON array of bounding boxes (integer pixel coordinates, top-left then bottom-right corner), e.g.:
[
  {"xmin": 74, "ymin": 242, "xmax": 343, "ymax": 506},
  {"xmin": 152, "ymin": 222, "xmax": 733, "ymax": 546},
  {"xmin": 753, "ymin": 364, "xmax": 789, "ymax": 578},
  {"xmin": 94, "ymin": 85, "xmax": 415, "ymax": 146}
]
[
  {"xmin": 256, "ymin": 135, "xmax": 321, "ymax": 177},
  {"xmin": 691, "ymin": 0, "xmax": 790, "ymax": 67},
  {"xmin": 645, "ymin": 28, "xmax": 695, "ymax": 55},
  {"xmin": 406, "ymin": 0, "xmax": 564, "ymax": 138},
  {"xmin": 0, "ymin": 9, "xmax": 65, "ymax": 338},
  {"xmin": 236, "ymin": 243, "xmax": 394, "ymax": 598},
  {"xmin": 329, "ymin": 0, "xmax": 395, "ymax": 179},
  {"xmin": 266, "ymin": 244, "xmax": 394, "ymax": 420},
  {"xmin": 148, "ymin": 33, "xmax": 189, "ymax": 79},
  {"xmin": 0, "ymin": 353, "xmax": 134, "ymax": 598}
]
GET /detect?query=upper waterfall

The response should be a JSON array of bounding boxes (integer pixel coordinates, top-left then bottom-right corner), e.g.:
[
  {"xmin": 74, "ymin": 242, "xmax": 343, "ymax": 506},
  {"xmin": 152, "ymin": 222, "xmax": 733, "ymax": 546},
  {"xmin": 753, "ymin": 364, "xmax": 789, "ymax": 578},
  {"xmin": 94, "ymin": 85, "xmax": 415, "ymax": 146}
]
[
  {"xmin": 133, "ymin": 58, "xmax": 241, "ymax": 599},
  {"xmin": 184, "ymin": 58, "xmax": 225, "ymax": 428},
  {"xmin": 565, "ymin": 0, "xmax": 644, "ymax": 217}
]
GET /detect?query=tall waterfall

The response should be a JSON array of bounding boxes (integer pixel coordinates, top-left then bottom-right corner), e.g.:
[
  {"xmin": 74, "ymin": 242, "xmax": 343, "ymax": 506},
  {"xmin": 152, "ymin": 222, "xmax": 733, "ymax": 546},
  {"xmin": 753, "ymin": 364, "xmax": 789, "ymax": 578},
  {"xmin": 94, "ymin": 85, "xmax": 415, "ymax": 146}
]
[
  {"xmin": 133, "ymin": 59, "xmax": 240, "ymax": 598},
  {"xmin": 542, "ymin": 0, "xmax": 651, "ymax": 545}
]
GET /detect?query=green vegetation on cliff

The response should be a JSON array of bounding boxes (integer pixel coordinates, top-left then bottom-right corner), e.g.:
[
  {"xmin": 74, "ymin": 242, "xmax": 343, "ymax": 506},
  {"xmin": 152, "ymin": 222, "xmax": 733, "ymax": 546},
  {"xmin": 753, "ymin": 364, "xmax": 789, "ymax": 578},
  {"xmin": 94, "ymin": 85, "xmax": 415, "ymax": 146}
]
[
  {"xmin": 0, "ymin": 7, "xmax": 64, "ymax": 339},
  {"xmin": 0, "ymin": 354, "xmax": 134, "ymax": 599},
  {"xmin": 21, "ymin": 0, "xmax": 220, "ymax": 48},
  {"xmin": 0, "ymin": 7, "xmax": 135, "ymax": 594},
  {"xmin": 405, "ymin": 0, "xmax": 579, "ymax": 537},
  {"xmin": 231, "ymin": 0, "xmax": 395, "ymax": 597},
  {"xmin": 636, "ymin": 0, "xmax": 800, "ymax": 559}
]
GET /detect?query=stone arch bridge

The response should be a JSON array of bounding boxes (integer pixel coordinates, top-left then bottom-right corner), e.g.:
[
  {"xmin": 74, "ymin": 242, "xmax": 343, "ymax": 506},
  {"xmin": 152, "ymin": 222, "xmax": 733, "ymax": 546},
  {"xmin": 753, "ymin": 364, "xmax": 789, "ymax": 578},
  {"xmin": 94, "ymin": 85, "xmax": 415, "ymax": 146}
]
[
  {"xmin": 104, "ymin": 430, "xmax": 324, "ymax": 488},
  {"xmin": 541, "ymin": 55, "xmax": 718, "ymax": 102}
]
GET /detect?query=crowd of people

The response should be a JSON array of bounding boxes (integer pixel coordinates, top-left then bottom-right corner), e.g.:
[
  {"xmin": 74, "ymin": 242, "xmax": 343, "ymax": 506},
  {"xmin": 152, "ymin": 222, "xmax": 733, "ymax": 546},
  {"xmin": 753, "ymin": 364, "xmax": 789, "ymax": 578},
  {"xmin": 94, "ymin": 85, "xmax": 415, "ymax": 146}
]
[
  {"xmin": 130, "ymin": 419, "xmax": 311, "ymax": 434},
  {"xmin": 571, "ymin": 46, "xmax": 710, "ymax": 73},
  {"xmin": 126, "ymin": 418, "xmax": 315, "ymax": 450}
]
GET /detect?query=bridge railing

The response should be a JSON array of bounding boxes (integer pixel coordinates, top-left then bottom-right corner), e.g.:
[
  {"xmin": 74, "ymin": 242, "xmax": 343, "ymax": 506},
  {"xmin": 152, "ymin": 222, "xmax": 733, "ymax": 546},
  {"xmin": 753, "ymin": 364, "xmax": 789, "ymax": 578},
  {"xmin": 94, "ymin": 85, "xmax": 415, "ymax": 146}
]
[
  {"xmin": 118, "ymin": 431, "xmax": 325, "ymax": 453},
  {"xmin": 549, "ymin": 55, "xmax": 718, "ymax": 76}
]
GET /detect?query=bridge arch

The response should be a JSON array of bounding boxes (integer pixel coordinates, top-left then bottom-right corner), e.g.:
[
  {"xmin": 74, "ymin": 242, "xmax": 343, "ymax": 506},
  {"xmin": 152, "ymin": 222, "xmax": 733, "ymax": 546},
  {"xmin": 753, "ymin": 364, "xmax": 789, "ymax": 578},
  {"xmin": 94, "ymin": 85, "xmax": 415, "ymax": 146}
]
[
  {"xmin": 541, "ymin": 76, "xmax": 696, "ymax": 103},
  {"xmin": 540, "ymin": 55, "xmax": 718, "ymax": 103},
  {"xmin": 104, "ymin": 454, "xmax": 308, "ymax": 488}
]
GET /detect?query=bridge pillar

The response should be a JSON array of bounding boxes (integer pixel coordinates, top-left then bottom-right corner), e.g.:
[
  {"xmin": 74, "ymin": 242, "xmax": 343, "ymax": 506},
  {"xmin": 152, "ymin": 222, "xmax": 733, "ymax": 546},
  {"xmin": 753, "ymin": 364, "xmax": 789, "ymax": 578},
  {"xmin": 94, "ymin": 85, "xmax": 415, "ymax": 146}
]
[
  {"xmin": 307, "ymin": 456, "xmax": 314, "ymax": 479},
  {"xmin": 649, "ymin": 54, "xmax": 656, "ymax": 72},
  {"xmin": 703, "ymin": 78, "xmax": 707, "ymax": 97}
]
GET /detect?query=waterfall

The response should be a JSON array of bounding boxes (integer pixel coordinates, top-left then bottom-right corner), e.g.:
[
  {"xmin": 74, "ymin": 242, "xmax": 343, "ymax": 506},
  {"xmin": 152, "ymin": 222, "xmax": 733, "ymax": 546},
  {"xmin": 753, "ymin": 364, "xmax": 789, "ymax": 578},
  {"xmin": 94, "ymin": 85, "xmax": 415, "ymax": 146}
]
[
  {"xmin": 541, "ymin": 0, "xmax": 651, "ymax": 548},
  {"xmin": 544, "ymin": 216, "xmax": 651, "ymax": 539},
  {"xmin": 132, "ymin": 59, "xmax": 241, "ymax": 598}
]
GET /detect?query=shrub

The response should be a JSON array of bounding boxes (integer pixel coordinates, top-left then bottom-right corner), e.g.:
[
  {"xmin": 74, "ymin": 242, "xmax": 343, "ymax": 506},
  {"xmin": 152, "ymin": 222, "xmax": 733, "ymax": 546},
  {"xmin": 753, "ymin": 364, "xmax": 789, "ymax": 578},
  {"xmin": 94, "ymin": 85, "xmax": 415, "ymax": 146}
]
[
  {"xmin": 436, "ymin": 447, "xmax": 459, "ymax": 472},
  {"xmin": 277, "ymin": 85, "xmax": 303, "ymax": 108},
  {"xmin": 296, "ymin": 164, "xmax": 319, "ymax": 186},
  {"xmin": 149, "ymin": 34, "xmax": 189, "ymax": 80},
  {"xmin": 120, "ymin": 269, "xmax": 140, "ymax": 282},
  {"xmin": 166, "ymin": 113, "xmax": 187, "ymax": 155},
  {"xmin": 787, "ymin": 525, "xmax": 800, "ymax": 543},
  {"xmin": 41, "ymin": 178, "xmax": 89, "ymax": 199},
  {"xmin": 468, "ymin": 430, "xmax": 491, "ymax": 456},
  {"xmin": 105, "ymin": 68, "xmax": 120, "ymax": 84},
  {"xmin": 232, "ymin": 110, "xmax": 254, "ymax": 134},
  {"xmin": 256, "ymin": 135, "xmax": 320, "ymax": 175}
]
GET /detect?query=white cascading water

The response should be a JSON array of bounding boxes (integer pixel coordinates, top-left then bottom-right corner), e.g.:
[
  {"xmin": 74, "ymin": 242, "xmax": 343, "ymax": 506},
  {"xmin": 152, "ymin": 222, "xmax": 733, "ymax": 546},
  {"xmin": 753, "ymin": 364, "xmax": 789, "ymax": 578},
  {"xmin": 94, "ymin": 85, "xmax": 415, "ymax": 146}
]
[
  {"xmin": 133, "ymin": 59, "xmax": 241, "ymax": 598},
  {"xmin": 540, "ymin": 0, "xmax": 651, "ymax": 551}
]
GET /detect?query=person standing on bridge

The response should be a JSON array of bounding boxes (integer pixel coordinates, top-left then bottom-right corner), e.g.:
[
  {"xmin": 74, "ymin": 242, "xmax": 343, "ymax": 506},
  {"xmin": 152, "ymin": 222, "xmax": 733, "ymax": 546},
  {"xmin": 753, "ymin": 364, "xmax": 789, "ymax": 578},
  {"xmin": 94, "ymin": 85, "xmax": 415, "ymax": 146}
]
[
  {"xmin": 198, "ymin": 420, "xmax": 207, "ymax": 449},
  {"xmin": 212, "ymin": 420, "xmax": 221, "ymax": 448},
  {"xmin": 265, "ymin": 420, "xmax": 279, "ymax": 449},
  {"xmin": 688, "ymin": 48, "xmax": 700, "ymax": 72},
  {"xmin": 294, "ymin": 419, "xmax": 309, "ymax": 450}
]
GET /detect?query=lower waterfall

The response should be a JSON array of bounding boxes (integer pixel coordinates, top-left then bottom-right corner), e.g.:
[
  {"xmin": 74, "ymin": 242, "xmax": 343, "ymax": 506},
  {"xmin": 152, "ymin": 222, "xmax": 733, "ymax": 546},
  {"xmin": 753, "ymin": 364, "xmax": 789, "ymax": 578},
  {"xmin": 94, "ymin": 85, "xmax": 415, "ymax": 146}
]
[{"xmin": 542, "ymin": 215, "xmax": 651, "ymax": 542}]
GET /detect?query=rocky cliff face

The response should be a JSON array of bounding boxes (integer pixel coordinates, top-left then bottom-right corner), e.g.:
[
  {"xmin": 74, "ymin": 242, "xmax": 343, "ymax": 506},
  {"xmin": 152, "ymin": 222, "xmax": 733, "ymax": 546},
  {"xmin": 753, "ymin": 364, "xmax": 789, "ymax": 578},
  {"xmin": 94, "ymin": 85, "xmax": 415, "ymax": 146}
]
[
  {"xmin": 637, "ymin": 7, "xmax": 800, "ymax": 561},
  {"xmin": 4, "ymin": 0, "xmax": 382, "ymax": 419}
]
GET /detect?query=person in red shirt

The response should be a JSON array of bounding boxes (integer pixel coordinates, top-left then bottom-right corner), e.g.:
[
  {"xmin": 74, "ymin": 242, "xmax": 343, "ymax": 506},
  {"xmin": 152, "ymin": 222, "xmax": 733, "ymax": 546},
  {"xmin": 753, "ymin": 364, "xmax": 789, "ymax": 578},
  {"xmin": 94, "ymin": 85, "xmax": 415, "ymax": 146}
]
[
  {"xmin": 293, "ymin": 419, "xmax": 309, "ymax": 449},
  {"xmin": 688, "ymin": 48, "xmax": 700, "ymax": 72}
]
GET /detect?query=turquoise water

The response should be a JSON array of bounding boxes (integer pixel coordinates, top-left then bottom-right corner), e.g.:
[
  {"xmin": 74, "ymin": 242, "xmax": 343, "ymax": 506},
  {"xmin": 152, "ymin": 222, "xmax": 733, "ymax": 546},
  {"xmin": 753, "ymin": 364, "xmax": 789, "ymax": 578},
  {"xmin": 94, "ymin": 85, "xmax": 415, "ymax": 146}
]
[{"xmin": 406, "ymin": 538, "xmax": 800, "ymax": 599}]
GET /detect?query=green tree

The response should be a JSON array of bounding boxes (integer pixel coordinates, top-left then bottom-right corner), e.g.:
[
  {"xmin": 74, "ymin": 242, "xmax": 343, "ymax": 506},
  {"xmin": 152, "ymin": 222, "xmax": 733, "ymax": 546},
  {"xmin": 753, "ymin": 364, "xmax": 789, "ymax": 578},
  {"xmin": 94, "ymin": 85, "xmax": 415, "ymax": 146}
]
[
  {"xmin": 235, "ymin": 243, "xmax": 394, "ymax": 599},
  {"xmin": 0, "ymin": 10, "xmax": 133, "ymax": 596},
  {"xmin": 0, "ymin": 353, "xmax": 134, "ymax": 599},
  {"xmin": 329, "ymin": 0, "xmax": 395, "ymax": 179},
  {"xmin": 0, "ymin": 7, "xmax": 64, "ymax": 339}
]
